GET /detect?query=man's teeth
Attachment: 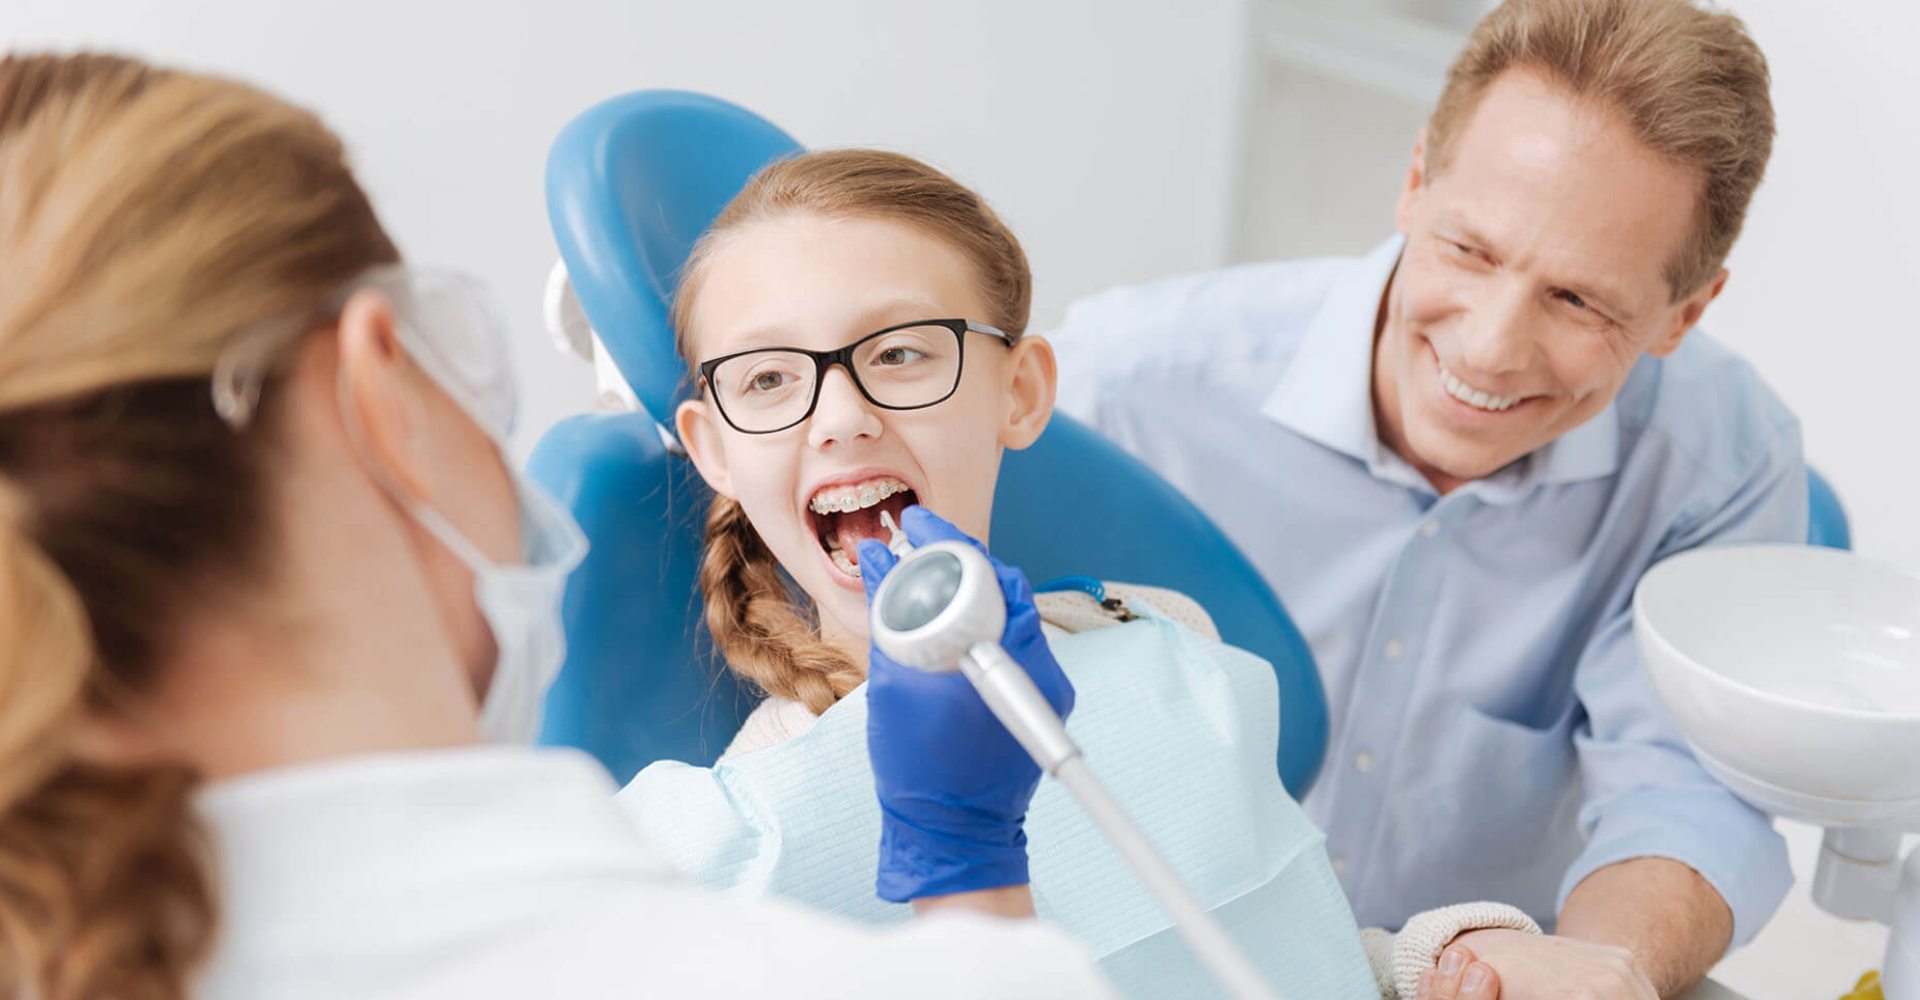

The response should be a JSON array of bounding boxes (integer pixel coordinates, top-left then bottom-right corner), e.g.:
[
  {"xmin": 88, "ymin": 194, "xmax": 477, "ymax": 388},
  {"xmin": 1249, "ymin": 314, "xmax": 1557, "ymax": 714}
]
[
  {"xmin": 1438, "ymin": 364, "xmax": 1521, "ymax": 412},
  {"xmin": 809, "ymin": 478, "xmax": 909, "ymax": 515}
]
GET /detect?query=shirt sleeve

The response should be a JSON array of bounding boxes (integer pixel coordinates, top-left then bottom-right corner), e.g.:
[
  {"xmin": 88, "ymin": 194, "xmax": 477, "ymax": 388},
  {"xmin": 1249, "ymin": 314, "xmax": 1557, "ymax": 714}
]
[{"xmin": 1557, "ymin": 419, "xmax": 1808, "ymax": 949}]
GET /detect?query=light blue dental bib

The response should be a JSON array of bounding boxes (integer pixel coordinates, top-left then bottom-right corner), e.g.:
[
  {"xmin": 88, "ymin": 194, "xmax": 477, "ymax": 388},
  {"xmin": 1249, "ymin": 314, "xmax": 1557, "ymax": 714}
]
[{"xmin": 618, "ymin": 613, "xmax": 1376, "ymax": 999}]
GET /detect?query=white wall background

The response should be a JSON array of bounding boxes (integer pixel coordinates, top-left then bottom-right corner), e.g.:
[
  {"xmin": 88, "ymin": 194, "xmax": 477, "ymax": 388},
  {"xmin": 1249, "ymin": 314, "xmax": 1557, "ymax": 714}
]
[
  {"xmin": 5, "ymin": 1, "xmax": 1914, "ymax": 995},
  {"xmin": 1712, "ymin": 0, "xmax": 1920, "ymax": 569}
]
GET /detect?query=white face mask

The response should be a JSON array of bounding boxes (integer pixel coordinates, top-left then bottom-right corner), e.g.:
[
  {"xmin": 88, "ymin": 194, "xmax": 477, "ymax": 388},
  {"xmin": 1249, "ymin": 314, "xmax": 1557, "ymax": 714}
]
[{"xmin": 408, "ymin": 472, "xmax": 587, "ymax": 744}]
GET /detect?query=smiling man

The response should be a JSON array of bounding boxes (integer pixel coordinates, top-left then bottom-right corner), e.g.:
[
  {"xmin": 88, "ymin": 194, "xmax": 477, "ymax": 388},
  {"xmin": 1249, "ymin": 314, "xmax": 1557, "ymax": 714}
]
[{"xmin": 1049, "ymin": 1, "xmax": 1799, "ymax": 996}]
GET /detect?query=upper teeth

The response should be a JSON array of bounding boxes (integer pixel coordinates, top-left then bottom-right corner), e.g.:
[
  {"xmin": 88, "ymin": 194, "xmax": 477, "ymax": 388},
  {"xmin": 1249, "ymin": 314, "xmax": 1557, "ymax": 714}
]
[
  {"xmin": 1439, "ymin": 364, "xmax": 1521, "ymax": 412},
  {"xmin": 809, "ymin": 478, "xmax": 908, "ymax": 515}
]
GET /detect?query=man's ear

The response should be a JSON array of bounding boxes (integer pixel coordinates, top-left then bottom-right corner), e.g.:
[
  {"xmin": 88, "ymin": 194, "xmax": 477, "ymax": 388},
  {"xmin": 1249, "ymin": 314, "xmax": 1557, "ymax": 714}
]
[
  {"xmin": 676, "ymin": 397, "xmax": 737, "ymax": 498},
  {"xmin": 1651, "ymin": 267, "xmax": 1729, "ymax": 358},
  {"xmin": 336, "ymin": 287, "xmax": 432, "ymax": 502},
  {"xmin": 1395, "ymin": 128, "xmax": 1432, "ymax": 236},
  {"xmin": 1001, "ymin": 335, "xmax": 1057, "ymax": 450}
]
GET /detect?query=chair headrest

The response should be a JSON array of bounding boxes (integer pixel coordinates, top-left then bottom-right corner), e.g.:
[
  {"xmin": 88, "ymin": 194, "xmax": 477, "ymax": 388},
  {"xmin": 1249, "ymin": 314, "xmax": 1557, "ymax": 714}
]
[{"xmin": 546, "ymin": 90, "xmax": 803, "ymax": 422}]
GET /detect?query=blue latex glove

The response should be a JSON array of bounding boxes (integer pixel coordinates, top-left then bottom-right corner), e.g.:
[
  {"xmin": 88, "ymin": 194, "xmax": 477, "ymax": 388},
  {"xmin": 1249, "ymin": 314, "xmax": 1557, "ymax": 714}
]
[{"xmin": 856, "ymin": 505, "xmax": 1076, "ymax": 904}]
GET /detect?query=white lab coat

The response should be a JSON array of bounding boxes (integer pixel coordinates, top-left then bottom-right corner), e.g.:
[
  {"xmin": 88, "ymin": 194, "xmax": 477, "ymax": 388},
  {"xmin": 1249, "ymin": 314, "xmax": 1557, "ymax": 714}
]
[{"xmin": 194, "ymin": 745, "xmax": 1114, "ymax": 999}]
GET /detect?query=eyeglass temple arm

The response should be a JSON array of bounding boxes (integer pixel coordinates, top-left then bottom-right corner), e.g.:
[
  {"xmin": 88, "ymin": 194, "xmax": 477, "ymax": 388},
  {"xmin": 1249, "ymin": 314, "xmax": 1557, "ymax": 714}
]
[{"xmin": 964, "ymin": 321, "xmax": 1014, "ymax": 344}]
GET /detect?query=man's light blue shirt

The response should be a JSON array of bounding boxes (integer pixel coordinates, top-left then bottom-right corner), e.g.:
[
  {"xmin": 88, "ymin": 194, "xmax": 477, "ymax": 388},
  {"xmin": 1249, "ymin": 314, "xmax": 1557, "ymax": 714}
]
[{"xmin": 1047, "ymin": 236, "xmax": 1800, "ymax": 945}]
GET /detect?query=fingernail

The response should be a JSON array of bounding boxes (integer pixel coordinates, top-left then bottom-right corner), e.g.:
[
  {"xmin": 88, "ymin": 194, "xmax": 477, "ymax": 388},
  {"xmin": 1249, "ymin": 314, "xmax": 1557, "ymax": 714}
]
[
  {"xmin": 1416, "ymin": 969, "xmax": 1434, "ymax": 999},
  {"xmin": 1462, "ymin": 964, "xmax": 1489, "ymax": 992},
  {"xmin": 1438, "ymin": 948, "xmax": 1466, "ymax": 976}
]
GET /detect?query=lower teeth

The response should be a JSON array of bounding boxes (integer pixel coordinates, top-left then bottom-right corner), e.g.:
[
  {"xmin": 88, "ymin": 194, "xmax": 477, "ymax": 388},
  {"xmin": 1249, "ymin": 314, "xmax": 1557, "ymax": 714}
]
[{"xmin": 830, "ymin": 547, "xmax": 860, "ymax": 578}]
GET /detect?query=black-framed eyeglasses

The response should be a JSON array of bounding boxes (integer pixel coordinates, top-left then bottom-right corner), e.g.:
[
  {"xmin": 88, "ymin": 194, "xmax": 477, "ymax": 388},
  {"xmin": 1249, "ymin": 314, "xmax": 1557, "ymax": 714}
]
[{"xmin": 696, "ymin": 318, "xmax": 1014, "ymax": 434}]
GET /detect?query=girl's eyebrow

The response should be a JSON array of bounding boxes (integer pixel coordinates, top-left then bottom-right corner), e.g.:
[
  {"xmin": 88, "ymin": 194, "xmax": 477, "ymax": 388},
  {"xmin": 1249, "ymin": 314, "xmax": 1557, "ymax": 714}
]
[
  {"xmin": 715, "ymin": 323, "xmax": 797, "ymax": 352},
  {"xmin": 715, "ymin": 297, "xmax": 955, "ymax": 355},
  {"xmin": 854, "ymin": 296, "xmax": 951, "ymax": 327}
]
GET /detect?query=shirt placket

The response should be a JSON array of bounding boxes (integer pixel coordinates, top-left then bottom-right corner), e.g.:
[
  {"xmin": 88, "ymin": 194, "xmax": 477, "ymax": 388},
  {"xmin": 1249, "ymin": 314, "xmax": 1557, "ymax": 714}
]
[{"xmin": 1319, "ymin": 494, "xmax": 1456, "ymax": 915}]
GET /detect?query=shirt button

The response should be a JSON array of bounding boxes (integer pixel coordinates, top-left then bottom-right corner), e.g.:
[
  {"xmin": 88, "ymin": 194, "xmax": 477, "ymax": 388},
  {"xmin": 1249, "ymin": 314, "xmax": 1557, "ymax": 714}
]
[
  {"xmin": 1354, "ymin": 751, "xmax": 1375, "ymax": 773},
  {"xmin": 1331, "ymin": 856, "xmax": 1351, "ymax": 876},
  {"xmin": 1382, "ymin": 639, "xmax": 1405, "ymax": 661},
  {"xmin": 1420, "ymin": 518, "xmax": 1440, "ymax": 538}
]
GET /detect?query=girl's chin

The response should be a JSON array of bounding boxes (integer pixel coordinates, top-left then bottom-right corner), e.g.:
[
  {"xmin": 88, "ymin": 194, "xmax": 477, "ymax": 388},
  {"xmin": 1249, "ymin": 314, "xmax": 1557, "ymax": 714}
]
[{"xmin": 801, "ymin": 577, "xmax": 874, "ymax": 644}]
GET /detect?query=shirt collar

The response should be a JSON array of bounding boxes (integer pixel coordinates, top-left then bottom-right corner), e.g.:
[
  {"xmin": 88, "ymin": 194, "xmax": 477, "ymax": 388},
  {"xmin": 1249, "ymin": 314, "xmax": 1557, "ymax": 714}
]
[{"xmin": 1262, "ymin": 234, "xmax": 1620, "ymax": 497}]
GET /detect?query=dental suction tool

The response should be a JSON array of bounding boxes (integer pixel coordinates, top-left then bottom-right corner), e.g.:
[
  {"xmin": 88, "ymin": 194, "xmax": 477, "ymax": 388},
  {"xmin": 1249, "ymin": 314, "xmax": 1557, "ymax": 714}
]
[{"xmin": 867, "ymin": 513, "xmax": 1280, "ymax": 1000}]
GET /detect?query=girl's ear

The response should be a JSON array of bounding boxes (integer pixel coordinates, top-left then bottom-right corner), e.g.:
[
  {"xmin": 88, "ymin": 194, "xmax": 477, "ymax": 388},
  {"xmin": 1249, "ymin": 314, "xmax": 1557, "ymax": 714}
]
[
  {"xmin": 1001, "ymin": 335, "xmax": 1057, "ymax": 450},
  {"xmin": 677, "ymin": 397, "xmax": 737, "ymax": 498}
]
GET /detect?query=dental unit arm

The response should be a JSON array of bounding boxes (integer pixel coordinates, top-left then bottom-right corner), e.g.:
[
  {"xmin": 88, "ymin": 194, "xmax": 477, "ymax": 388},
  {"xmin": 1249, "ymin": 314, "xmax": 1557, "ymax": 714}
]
[{"xmin": 867, "ymin": 513, "xmax": 1282, "ymax": 1000}]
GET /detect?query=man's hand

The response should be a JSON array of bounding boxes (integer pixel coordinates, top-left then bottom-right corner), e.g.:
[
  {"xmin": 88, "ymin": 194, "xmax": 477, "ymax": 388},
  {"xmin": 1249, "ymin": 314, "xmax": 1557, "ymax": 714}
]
[
  {"xmin": 1418, "ymin": 943, "xmax": 1505, "ymax": 1000},
  {"xmin": 1449, "ymin": 929, "xmax": 1657, "ymax": 1000}
]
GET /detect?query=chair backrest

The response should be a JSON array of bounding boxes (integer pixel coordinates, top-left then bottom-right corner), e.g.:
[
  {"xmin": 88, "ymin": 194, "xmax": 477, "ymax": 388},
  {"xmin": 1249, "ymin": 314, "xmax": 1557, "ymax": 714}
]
[
  {"xmin": 546, "ymin": 90, "xmax": 803, "ymax": 422},
  {"xmin": 532, "ymin": 90, "xmax": 1331, "ymax": 794},
  {"xmin": 529, "ymin": 411, "xmax": 742, "ymax": 777},
  {"xmin": 991, "ymin": 419, "xmax": 1330, "ymax": 794}
]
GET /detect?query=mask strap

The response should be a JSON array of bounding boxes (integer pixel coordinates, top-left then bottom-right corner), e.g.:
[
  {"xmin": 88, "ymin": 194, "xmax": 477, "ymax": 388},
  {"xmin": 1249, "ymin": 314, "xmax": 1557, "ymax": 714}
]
[{"xmin": 409, "ymin": 501, "xmax": 502, "ymax": 576}]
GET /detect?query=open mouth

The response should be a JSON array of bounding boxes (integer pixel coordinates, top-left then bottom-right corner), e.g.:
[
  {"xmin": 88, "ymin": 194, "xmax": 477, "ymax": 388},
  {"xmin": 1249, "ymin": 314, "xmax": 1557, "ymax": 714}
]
[{"xmin": 807, "ymin": 476, "xmax": 920, "ymax": 579}]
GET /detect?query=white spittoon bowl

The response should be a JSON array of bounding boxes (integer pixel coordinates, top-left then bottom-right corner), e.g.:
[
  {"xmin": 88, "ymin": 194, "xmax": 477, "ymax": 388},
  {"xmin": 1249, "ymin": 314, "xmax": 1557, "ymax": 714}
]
[{"xmin": 1635, "ymin": 544, "xmax": 1920, "ymax": 813}]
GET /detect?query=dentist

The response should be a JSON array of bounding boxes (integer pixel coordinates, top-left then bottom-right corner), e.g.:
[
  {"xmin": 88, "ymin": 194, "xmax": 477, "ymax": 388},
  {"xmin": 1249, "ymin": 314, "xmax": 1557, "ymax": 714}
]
[
  {"xmin": 0, "ymin": 52, "xmax": 1135, "ymax": 1000},
  {"xmin": 1052, "ymin": 0, "xmax": 1801, "ymax": 997}
]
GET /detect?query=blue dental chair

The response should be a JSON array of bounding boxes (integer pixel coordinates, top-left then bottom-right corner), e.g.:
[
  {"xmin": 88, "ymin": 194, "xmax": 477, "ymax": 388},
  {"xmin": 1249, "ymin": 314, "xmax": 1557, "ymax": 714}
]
[{"xmin": 530, "ymin": 90, "xmax": 1332, "ymax": 795}]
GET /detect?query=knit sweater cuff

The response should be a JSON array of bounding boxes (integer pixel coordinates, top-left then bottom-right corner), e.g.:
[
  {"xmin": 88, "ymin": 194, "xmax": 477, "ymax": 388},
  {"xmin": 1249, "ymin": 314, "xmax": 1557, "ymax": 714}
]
[{"xmin": 1392, "ymin": 902, "xmax": 1541, "ymax": 999}]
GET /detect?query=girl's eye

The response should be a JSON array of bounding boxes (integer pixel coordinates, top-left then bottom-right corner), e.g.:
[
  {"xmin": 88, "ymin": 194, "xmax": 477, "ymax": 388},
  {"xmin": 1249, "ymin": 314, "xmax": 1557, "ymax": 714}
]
[
  {"xmin": 876, "ymin": 346, "xmax": 927, "ymax": 366},
  {"xmin": 742, "ymin": 368, "xmax": 798, "ymax": 394}
]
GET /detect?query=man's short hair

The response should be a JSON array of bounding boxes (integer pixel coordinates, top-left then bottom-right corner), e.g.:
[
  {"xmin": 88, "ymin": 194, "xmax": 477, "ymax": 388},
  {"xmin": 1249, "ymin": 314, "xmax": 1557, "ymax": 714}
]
[{"xmin": 1426, "ymin": 0, "xmax": 1774, "ymax": 299}]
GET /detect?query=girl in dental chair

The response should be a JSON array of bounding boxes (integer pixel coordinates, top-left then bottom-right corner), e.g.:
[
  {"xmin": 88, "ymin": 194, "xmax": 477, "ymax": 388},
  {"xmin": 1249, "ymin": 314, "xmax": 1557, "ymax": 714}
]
[{"xmin": 623, "ymin": 149, "xmax": 1525, "ymax": 999}]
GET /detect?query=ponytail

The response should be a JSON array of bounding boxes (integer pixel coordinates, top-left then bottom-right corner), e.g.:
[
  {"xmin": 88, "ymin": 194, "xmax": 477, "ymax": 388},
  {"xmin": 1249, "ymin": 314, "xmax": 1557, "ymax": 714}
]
[{"xmin": 0, "ymin": 483, "xmax": 216, "ymax": 1000}]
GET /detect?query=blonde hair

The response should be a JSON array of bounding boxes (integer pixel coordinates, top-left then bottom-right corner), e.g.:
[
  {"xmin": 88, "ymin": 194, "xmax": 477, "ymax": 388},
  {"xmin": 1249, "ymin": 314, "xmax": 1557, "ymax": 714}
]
[
  {"xmin": 0, "ymin": 52, "xmax": 399, "ymax": 999},
  {"xmin": 1426, "ymin": 0, "xmax": 1774, "ymax": 297},
  {"xmin": 672, "ymin": 150, "xmax": 1031, "ymax": 714}
]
